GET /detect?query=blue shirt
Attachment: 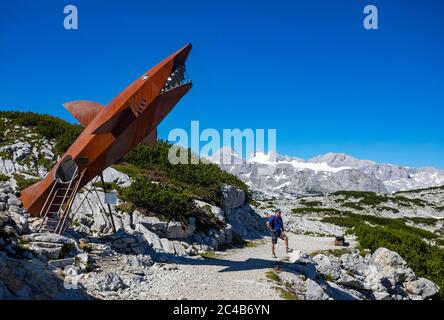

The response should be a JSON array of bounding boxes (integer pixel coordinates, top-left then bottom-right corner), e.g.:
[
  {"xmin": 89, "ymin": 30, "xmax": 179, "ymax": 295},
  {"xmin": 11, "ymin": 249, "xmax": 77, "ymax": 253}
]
[{"xmin": 268, "ymin": 215, "xmax": 283, "ymax": 233}]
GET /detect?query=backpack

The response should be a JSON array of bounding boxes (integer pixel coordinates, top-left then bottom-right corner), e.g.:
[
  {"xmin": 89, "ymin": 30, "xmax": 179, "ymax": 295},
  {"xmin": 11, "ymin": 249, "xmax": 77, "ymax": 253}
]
[{"xmin": 268, "ymin": 215, "xmax": 278, "ymax": 229}]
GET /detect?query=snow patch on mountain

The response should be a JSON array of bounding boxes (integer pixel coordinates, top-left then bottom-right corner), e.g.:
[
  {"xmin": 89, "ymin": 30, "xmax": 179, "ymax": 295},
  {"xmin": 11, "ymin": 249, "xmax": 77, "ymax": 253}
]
[
  {"xmin": 210, "ymin": 149, "xmax": 444, "ymax": 196},
  {"xmin": 250, "ymin": 151, "xmax": 352, "ymax": 173}
]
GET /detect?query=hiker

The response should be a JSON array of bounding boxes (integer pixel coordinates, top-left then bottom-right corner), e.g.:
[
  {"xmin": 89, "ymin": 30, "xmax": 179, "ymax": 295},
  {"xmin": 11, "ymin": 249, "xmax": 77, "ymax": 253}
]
[{"xmin": 266, "ymin": 208, "xmax": 292, "ymax": 258}]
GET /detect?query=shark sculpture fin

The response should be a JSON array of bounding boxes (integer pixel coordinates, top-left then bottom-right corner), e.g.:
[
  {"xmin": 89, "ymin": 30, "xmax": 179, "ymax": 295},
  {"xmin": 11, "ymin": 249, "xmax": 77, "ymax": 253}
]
[{"xmin": 64, "ymin": 100, "xmax": 104, "ymax": 127}]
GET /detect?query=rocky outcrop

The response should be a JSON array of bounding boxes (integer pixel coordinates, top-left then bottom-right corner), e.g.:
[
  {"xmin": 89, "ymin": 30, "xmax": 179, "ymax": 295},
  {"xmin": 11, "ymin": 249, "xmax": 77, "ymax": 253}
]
[
  {"xmin": 69, "ymin": 183, "xmax": 267, "ymax": 254},
  {"xmin": 102, "ymin": 167, "xmax": 131, "ymax": 187},
  {"xmin": 368, "ymin": 248, "xmax": 416, "ymax": 284},
  {"xmin": 0, "ymin": 252, "xmax": 91, "ymax": 299},
  {"xmin": 220, "ymin": 185, "xmax": 268, "ymax": 240},
  {"xmin": 404, "ymin": 278, "xmax": 440, "ymax": 299},
  {"xmin": 220, "ymin": 184, "xmax": 245, "ymax": 212},
  {"xmin": 0, "ymin": 193, "xmax": 92, "ymax": 299},
  {"xmin": 312, "ymin": 254, "xmax": 341, "ymax": 280},
  {"xmin": 283, "ymin": 248, "xmax": 440, "ymax": 300},
  {"xmin": 0, "ymin": 125, "xmax": 55, "ymax": 178}
]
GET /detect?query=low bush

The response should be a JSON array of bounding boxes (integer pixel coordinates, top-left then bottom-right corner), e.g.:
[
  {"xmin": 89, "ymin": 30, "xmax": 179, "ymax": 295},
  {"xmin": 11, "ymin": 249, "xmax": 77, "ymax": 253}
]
[
  {"xmin": 394, "ymin": 185, "xmax": 444, "ymax": 195},
  {"xmin": 298, "ymin": 199, "xmax": 322, "ymax": 207},
  {"xmin": 379, "ymin": 206, "xmax": 400, "ymax": 213},
  {"xmin": 119, "ymin": 178, "xmax": 195, "ymax": 222},
  {"xmin": 408, "ymin": 217, "xmax": 438, "ymax": 226},
  {"xmin": 341, "ymin": 202, "xmax": 365, "ymax": 211},
  {"xmin": 0, "ymin": 111, "xmax": 82, "ymax": 154},
  {"xmin": 119, "ymin": 177, "xmax": 223, "ymax": 231},
  {"xmin": 321, "ymin": 212, "xmax": 438, "ymax": 240},
  {"xmin": 291, "ymin": 207, "xmax": 343, "ymax": 215},
  {"xmin": 355, "ymin": 224, "xmax": 444, "ymax": 299},
  {"xmin": 122, "ymin": 142, "xmax": 251, "ymax": 206},
  {"xmin": 393, "ymin": 196, "xmax": 428, "ymax": 207},
  {"xmin": 13, "ymin": 173, "xmax": 41, "ymax": 191}
]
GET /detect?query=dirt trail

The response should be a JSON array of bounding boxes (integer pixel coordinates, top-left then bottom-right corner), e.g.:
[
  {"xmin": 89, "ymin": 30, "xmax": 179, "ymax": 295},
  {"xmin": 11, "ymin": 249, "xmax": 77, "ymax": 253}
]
[{"xmin": 142, "ymin": 234, "xmax": 356, "ymax": 300}]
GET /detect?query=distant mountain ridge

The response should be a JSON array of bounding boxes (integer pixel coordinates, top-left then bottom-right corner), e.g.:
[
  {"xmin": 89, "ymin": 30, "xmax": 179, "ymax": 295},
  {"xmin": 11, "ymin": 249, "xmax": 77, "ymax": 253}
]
[{"xmin": 210, "ymin": 149, "xmax": 444, "ymax": 197}]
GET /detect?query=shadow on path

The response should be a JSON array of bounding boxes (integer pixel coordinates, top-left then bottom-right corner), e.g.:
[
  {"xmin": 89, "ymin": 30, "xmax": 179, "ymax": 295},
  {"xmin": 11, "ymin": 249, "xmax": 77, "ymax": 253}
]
[{"xmin": 158, "ymin": 252, "xmax": 361, "ymax": 300}]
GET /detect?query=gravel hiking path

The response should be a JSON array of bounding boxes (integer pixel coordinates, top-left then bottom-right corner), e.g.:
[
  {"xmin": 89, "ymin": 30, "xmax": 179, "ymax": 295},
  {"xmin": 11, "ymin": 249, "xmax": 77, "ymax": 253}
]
[{"xmin": 141, "ymin": 233, "xmax": 356, "ymax": 300}]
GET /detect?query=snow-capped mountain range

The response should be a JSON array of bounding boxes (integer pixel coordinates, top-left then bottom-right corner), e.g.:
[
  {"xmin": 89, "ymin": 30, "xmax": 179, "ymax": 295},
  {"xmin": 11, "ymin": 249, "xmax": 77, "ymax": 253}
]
[{"xmin": 210, "ymin": 148, "xmax": 444, "ymax": 197}]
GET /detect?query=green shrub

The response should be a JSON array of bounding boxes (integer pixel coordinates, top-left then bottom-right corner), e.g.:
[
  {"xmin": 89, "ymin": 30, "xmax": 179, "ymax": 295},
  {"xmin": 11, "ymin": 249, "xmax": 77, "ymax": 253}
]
[
  {"xmin": 394, "ymin": 185, "xmax": 444, "ymax": 195},
  {"xmin": 408, "ymin": 217, "xmax": 438, "ymax": 226},
  {"xmin": 299, "ymin": 199, "xmax": 322, "ymax": 207},
  {"xmin": 120, "ymin": 178, "xmax": 195, "ymax": 222},
  {"xmin": 341, "ymin": 202, "xmax": 365, "ymax": 211},
  {"xmin": 321, "ymin": 212, "xmax": 438, "ymax": 240},
  {"xmin": 265, "ymin": 270, "xmax": 281, "ymax": 282},
  {"xmin": 355, "ymin": 224, "xmax": 444, "ymax": 298},
  {"xmin": 379, "ymin": 206, "xmax": 400, "ymax": 213},
  {"xmin": 332, "ymin": 190, "xmax": 432, "ymax": 208},
  {"xmin": 393, "ymin": 196, "xmax": 428, "ymax": 207},
  {"xmin": 358, "ymin": 195, "xmax": 390, "ymax": 206},
  {"xmin": 13, "ymin": 173, "xmax": 41, "ymax": 191},
  {"xmin": 332, "ymin": 190, "xmax": 390, "ymax": 206},
  {"xmin": 0, "ymin": 111, "xmax": 82, "ymax": 154},
  {"xmin": 291, "ymin": 207, "xmax": 343, "ymax": 215},
  {"xmin": 0, "ymin": 173, "xmax": 8, "ymax": 182},
  {"xmin": 122, "ymin": 142, "xmax": 251, "ymax": 206}
]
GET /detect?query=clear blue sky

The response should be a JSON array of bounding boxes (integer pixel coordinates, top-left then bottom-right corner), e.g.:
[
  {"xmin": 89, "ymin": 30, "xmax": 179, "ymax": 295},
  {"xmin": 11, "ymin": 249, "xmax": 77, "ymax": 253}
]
[{"xmin": 0, "ymin": 0, "xmax": 443, "ymax": 168}]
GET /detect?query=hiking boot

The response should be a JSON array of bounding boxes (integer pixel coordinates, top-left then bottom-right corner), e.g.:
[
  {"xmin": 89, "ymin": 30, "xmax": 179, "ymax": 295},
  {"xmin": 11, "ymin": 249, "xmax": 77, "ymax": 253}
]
[
  {"xmin": 272, "ymin": 253, "xmax": 277, "ymax": 259},
  {"xmin": 286, "ymin": 248, "xmax": 293, "ymax": 254}
]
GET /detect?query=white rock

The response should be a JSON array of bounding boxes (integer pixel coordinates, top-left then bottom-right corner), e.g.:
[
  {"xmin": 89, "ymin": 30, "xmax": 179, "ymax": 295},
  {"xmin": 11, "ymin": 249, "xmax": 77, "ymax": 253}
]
[
  {"xmin": 102, "ymin": 167, "xmax": 131, "ymax": 187},
  {"xmin": 23, "ymin": 232, "xmax": 73, "ymax": 244},
  {"xmin": 369, "ymin": 248, "xmax": 416, "ymax": 283},
  {"xmin": 160, "ymin": 238, "xmax": 176, "ymax": 254},
  {"xmin": 123, "ymin": 254, "xmax": 154, "ymax": 273},
  {"xmin": 220, "ymin": 184, "xmax": 245, "ymax": 210},
  {"xmin": 96, "ymin": 272, "xmax": 126, "ymax": 291},
  {"xmin": 305, "ymin": 278, "xmax": 330, "ymax": 300},
  {"xmin": 166, "ymin": 220, "xmax": 195, "ymax": 239},
  {"xmin": 172, "ymin": 241, "xmax": 187, "ymax": 256},
  {"xmin": 374, "ymin": 291, "xmax": 391, "ymax": 300},
  {"xmin": 0, "ymin": 159, "xmax": 15, "ymax": 175},
  {"xmin": 135, "ymin": 214, "xmax": 168, "ymax": 236},
  {"xmin": 28, "ymin": 242, "xmax": 64, "ymax": 261},
  {"xmin": 289, "ymin": 250, "xmax": 313, "ymax": 264},
  {"xmin": 364, "ymin": 265, "xmax": 394, "ymax": 292},
  {"xmin": 7, "ymin": 195, "xmax": 21, "ymax": 207},
  {"xmin": 75, "ymin": 253, "xmax": 89, "ymax": 271},
  {"xmin": 312, "ymin": 254, "xmax": 341, "ymax": 280},
  {"xmin": 194, "ymin": 200, "xmax": 225, "ymax": 223},
  {"xmin": 48, "ymin": 257, "xmax": 76, "ymax": 269},
  {"xmin": 340, "ymin": 253, "xmax": 369, "ymax": 276},
  {"xmin": 404, "ymin": 278, "xmax": 439, "ymax": 299},
  {"xmin": 336, "ymin": 274, "xmax": 365, "ymax": 290},
  {"xmin": 135, "ymin": 223, "xmax": 164, "ymax": 252},
  {"xmin": 0, "ymin": 193, "xmax": 8, "ymax": 202}
]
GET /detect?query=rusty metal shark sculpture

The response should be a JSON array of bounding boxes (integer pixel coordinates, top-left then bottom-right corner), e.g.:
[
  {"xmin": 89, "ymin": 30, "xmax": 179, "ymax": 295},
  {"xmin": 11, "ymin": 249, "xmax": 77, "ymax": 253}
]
[{"xmin": 20, "ymin": 44, "xmax": 193, "ymax": 229}]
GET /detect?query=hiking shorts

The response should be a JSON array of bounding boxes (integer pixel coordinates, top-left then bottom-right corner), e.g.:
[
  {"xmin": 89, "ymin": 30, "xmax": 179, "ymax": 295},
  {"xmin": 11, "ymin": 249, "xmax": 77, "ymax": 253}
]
[{"xmin": 271, "ymin": 231, "xmax": 286, "ymax": 244}]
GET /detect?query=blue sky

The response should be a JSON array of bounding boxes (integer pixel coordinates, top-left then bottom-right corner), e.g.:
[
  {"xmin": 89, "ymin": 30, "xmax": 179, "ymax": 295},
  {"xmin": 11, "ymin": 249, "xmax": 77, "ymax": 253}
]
[{"xmin": 0, "ymin": 0, "xmax": 443, "ymax": 168}]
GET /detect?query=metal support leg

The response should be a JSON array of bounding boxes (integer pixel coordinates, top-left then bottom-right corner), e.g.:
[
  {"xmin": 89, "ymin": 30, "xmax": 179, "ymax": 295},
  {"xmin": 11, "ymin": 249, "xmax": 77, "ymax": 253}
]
[{"xmin": 99, "ymin": 173, "xmax": 117, "ymax": 233}]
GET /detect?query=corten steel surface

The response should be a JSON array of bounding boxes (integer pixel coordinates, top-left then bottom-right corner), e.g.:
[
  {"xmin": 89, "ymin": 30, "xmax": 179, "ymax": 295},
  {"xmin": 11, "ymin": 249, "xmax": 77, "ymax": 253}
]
[{"xmin": 20, "ymin": 44, "xmax": 193, "ymax": 216}]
